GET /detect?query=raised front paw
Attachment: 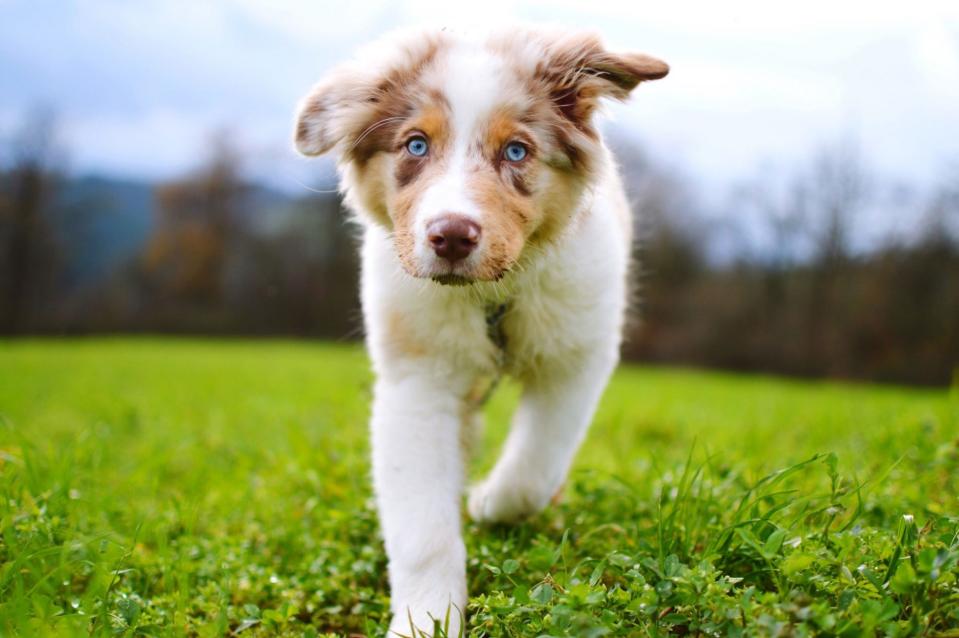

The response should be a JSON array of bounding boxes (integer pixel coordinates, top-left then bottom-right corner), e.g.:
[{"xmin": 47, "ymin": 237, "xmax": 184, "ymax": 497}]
[
  {"xmin": 387, "ymin": 600, "xmax": 464, "ymax": 637},
  {"xmin": 467, "ymin": 475, "xmax": 556, "ymax": 524}
]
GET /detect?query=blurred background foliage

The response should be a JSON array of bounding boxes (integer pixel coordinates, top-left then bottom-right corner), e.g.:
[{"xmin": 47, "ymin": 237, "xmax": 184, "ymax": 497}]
[{"xmin": 0, "ymin": 111, "xmax": 957, "ymax": 385}]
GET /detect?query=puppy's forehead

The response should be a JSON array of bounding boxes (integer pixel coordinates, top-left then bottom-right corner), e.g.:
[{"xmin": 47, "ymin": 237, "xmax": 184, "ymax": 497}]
[{"xmin": 424, "ymin": 40, "xmax": 521, "ymax": 137}]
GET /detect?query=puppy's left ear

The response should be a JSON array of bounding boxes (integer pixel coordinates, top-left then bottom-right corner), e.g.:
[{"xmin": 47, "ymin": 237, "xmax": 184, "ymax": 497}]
[
  {"xmin": 583, "ymin": 50, "xmax": 670, "ymax": 96},
  {"xmin": 540, "ymin": 32, "xmax": 668, "ymax": 125}
]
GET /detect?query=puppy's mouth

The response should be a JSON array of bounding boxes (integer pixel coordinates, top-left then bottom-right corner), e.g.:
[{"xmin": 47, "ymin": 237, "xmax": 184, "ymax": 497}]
[{"xmin": 431, "ymin": 273, "xmax": 475, "ymax": 286}]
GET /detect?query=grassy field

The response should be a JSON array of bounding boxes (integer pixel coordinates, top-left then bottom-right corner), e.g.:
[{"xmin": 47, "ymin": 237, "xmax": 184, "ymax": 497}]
[{"xmin": 1, "ymin": 339, "xmax": 957, "ymax": 637}]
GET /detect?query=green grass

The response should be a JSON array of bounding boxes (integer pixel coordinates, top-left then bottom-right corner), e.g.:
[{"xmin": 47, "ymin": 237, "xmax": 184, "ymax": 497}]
[{"xmin": 1, "ymin": 338, "xmax": 957, "ymax": 637}]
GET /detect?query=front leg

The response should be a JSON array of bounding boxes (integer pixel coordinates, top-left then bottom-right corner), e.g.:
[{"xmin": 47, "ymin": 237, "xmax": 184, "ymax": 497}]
[
  {"xmin": 469, "ymin": 351, "xmax": 618, "ymax": 523},
  {"xmin": 372, "ymin": 371, "xmax": 468, "ymax": 636}
]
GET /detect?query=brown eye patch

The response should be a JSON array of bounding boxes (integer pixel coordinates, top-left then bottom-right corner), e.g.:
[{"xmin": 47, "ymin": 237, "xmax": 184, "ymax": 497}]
[
  {"xmin": 392, "ymin": 103, "xmax": 450, "ymax": 188},
  {"xmin": 498, "ymin": 144, "xmax": 535, "ymax": 197},
  {"xmin": 504, "ymin": 163, "xmax": 532, "ymax": 196},
  {"xmin": 479, "ymin": 109, "xmax": 538, "ymax": 195},
  {"xmin": 482, "ymin": 110, "xmax": 530, "ymax": 157},
  {"xmin": 395, "ymin": 151, "xmax": 429, "ymax": 188}
]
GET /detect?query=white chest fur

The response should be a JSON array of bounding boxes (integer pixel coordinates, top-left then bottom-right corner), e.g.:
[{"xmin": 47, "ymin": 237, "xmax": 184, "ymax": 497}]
[{"xmin": 362, "ymin": 162, "xmax": 630, "ymax": 385}]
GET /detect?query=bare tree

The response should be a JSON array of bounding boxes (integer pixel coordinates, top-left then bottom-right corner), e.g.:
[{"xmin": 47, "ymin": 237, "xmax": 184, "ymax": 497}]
[
  {"xmin": 806, "ymin": 142, "xmax": 869, "ymax": 266},
  {"xmin": 0, "ymin": 108, "xmax": 64, "ymax": 334},
  {"xmin": 921, "ymin": 163, "xmax": 959, "ymax": 245},
  {"xmin": 141, "ymin": 131, "xmax": 250, "ymax": 312}
]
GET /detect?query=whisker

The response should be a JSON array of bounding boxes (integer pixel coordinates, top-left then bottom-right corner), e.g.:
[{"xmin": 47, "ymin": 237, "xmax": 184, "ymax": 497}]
[
  {"xmin": 350, "ymin": 116, "xmax": 406, "ymax": 151},
  {"xmin": 290, "ymin": 176, "xmax": 341, "ymax": 195}
]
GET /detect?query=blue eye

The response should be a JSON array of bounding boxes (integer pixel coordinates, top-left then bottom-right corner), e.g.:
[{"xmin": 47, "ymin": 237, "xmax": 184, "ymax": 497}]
[
  {"xmin": 504, "ymin": 142, "xmax": 527, "ymax": 162},
  {"xmin": 406, "ymin": 136, "xmax": 429, "ymax": 157}
]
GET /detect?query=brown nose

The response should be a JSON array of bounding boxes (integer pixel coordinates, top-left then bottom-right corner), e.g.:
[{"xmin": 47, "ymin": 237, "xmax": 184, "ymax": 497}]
[{"xmin": 426, "ymin": 215, "xmax": 481, "ymax": 263}]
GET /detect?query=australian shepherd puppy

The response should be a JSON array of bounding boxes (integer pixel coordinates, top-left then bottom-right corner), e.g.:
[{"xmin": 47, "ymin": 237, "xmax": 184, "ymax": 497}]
[{"xmin": 294, "ymin": 27, "xmax": 667, "ymax": 635}]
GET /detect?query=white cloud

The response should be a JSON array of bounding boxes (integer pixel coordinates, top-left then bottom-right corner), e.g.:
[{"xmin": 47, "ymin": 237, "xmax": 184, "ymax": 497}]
[
  {"xmin": 1, "ymin": 0, "xmax": 956, "ymax": 190},
  {"xmin": 914, "ymin": 21, "xmax": 959, "ymax": 100}
]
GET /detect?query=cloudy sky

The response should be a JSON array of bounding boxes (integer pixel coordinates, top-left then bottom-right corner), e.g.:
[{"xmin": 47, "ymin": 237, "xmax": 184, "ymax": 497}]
[{"xmin": 1, "ymin": 0, "xmax": 957, "ymax": 196}]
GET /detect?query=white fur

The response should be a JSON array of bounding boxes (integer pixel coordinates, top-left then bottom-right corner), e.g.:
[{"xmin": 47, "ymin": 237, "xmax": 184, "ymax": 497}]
[
  {"xmin": 363, "ymin": 154, "xmax": 629, "ymax": 636},
  {"xmin": 412, "ymin": 45, "xmax": 509, "ymax": 279}
]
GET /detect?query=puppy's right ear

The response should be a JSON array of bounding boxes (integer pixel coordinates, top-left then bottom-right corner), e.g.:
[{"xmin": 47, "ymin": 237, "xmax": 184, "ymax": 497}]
[
  {"xmin": 294, "ymin": 75, "xmax": 351, "ymax": 157},
  {"xmin": 294, "ymin": 30, "xmax": 447, "ymax": 158}
]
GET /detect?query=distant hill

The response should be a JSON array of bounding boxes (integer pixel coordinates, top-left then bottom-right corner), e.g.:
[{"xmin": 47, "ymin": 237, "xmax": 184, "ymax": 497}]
[
  {"xmin": 50, "ymin": 174, "xmax": 307, "ymax": 287},
  {"xmin": 53, "ymin": 175, "xmax": 155, "ymax": 285}
]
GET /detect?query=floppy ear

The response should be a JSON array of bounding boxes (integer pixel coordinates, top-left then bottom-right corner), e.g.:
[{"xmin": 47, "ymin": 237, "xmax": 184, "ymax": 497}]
[
  {"xmin": 294, "ymin": 80, "xmax": 336, "ymax": 156},
  {"xmin": 294, "ymin": 30, "xmax": 447, "ymax": 158},
  {"xmin": 540, "ymin": 32, "xmax": 668, "ymax": 126},
  {"xmin": 583, "ymin": 51, "xmax": 670, "ymax": 93},
  {"xmin": 294, "ymin": 72, "xmax": 370, "ymax": 157}
]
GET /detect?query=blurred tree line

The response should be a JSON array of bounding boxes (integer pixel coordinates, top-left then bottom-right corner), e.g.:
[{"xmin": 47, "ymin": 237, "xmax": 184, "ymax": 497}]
[{"xmin": 1, "ymin": 115, "xmax": 957, "ymax": 385}]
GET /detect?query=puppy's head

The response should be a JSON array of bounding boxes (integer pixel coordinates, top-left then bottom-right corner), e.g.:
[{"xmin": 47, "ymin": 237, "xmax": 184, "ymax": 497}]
[{"xmin": 294, "ymin": 28, "xmax": 667, "ymax": 284}]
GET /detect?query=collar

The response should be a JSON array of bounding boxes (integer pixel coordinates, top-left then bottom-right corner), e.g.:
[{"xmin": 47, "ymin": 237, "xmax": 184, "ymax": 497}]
[
  {"xmin": 470, "ymin": 301, "xmax": 509, "ymax": 408},
  {"xmin": 485, "ymin": 302, "xmax": 509, "ymax": 355}
]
